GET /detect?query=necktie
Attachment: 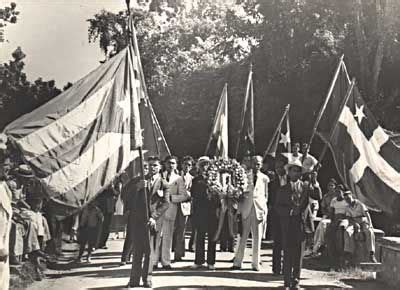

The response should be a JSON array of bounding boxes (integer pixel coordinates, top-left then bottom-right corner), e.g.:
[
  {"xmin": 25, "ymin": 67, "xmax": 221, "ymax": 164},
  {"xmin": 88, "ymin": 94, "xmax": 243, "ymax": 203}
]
[
  {"xmin": 253, "ymin": 173, "xmax": 257, "ymax": 186},
  {"xmin": 166, "ymin": 172, "xmax": 171, "ymax": 182}
]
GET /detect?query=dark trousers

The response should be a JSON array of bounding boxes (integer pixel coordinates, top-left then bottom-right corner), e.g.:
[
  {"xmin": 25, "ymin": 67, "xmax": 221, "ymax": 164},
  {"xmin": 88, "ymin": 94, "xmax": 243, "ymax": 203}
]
[
  {"xmin": 122, "ymin": 215, "xmax": 134, "ymax": 262},
  {"xmin": 272, "ymin": 211, "xmax": 283, "ymax": 274},
  {"xmin": 78, "ymin": 227, "xmax": 97, "ymax": 258},
  {"xmin": 129, "ymin": 228, "xmax": 153, "ymax": 286},
  {"xmin": 280, "ymin": 215, "xmax": 305, "ymax": 286},
  {"xmin": 99, "ymin": 213, "xmax": 113, "ymax": 247},
  {"xmin": 188, "ymin": 217, "xmax": 196, "ymax": 250},
  {"xmin": 195, "ymin": 217, "xmax": 218, "ymax": 266},
  {"xmin": 173, "ymin": 209, "xmax": 187, "ymax": 259}
]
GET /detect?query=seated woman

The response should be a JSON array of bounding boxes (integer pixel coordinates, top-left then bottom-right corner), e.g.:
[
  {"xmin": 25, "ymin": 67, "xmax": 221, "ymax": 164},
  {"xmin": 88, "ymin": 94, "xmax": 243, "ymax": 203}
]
[
  {"xmin": 312, "ymin": 178, "xmax": 338, "ymax": 255},
  {"xmin": 343, "ymin": 190, "xmax": 377, "ymax": 263},
  {"xmin": 326, "ymin": 185, "xmax": 349, "ymax": 268}
]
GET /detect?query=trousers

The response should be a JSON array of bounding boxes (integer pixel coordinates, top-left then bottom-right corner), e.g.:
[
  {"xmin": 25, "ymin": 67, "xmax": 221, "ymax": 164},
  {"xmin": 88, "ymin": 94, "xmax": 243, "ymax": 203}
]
[
  {"xmin": 280, "ymin": 215, "xmax": 305, "ymax": 286},
  {"xmin": 173, "ymin": 208, "xmax": 187, "ymax": 260},
  {"xmin": 234, "ymin": 206, "xmax": 264, "ymax": 269},
  {"xmin": 272, "ymin": 210, "xmax": 282, "ymax": 274},
  {"xmin": 195, "ymin": 216, "xmax": 218, "ymax": 266}
]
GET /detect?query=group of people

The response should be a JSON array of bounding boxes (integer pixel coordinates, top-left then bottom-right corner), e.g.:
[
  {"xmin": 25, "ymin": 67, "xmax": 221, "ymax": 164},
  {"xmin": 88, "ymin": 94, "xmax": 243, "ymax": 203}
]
[{"xmin": 0, "ymin": 133, "xmax": 379, "ymax": 290}]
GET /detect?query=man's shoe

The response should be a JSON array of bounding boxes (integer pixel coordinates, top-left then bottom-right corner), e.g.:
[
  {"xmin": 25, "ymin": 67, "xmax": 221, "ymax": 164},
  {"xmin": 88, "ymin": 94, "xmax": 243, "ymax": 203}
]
[
  {"xmin": 162, "ymin": 265, "xmax": 172, "ymax": 270},
  {"xmin": 207, "ymin": 264, "xmax": 215, "ymax": 270},
  {"xmin": 126, "ymin": 282, "xmax": 140, "ymax": 289},
  {"xmin": 100, "ymin": 246, "xmax": 108, "ymax": 250},
  {"xmin": 120, "ymin": 261, "xmax": 126, "ymax": 266},
  {"xmin": 86, "ymin": 256, "xmax": 92, "ymax": 263},
  {"xmin": 230, "ymin": 265, "xmax": 241, "ymax": 270},
  {"xmin": 143, "ymin": 281, "xmax": 152, "ymax": 288},
  {"xmin": 252, "ymin": 267, "xmax": 260, "ymax": 271},
  {"xmin": 174, "ymin": 257, "xmax": 182, "ymax": 262},
  {"xmin": 291, "ymin": 278, "xmax": 300, "ymax": 289},
  {"xmin": 190, "ymin": 264, "xmax": 203, "ymax": 269}
]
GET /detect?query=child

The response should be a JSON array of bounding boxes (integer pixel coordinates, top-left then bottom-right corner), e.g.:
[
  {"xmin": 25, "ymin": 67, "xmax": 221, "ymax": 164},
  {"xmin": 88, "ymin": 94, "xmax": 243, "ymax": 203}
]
[{"xmin": 77, "ymin": 201, "xmax": 103, "ymax": 263}]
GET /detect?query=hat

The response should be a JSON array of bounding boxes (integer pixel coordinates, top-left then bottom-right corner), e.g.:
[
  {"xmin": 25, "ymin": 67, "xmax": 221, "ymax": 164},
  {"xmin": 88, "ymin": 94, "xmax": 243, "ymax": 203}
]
[
  {"xmin": 0, "ymin": 133, "xmax": 7, "ymax": 151},
  {"xmin": 284, "ymin": 159, "xmax": 304, "ymax": 172},
  {"xmin": 197, "ymin": 156, "xmax": 210, "ymax": 165},
  {"xmin": 17, "ymin": 164, "xmax": 34, "ymax": 178}
]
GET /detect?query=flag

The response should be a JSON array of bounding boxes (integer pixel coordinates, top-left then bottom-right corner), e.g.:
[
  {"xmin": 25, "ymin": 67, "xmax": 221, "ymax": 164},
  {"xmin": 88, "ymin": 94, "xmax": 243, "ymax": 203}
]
[
  {"xmin": 263, "ymin": 105, "xmax": 291, "ymax": 163},
  {"xmin": 205, "ymin": 83, "xmax": 228, "ymax": 159},
  {"xmin": 5, "ymin": 44, "xmax": 143, "ymax": 216},
  {"xmin": 235, "ymin": 67, "xmax": 255, "ymax": 160},
  {"xmin": 314, "ymin": 58, "xmax": 351, "ymax": 143},
  {"xmin": 319, "ymin": 83, "xmax": 400, "ymax": 217}
]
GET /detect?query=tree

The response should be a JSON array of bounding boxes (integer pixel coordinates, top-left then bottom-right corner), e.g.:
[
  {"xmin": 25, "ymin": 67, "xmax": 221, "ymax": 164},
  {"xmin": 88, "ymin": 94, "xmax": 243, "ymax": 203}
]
[
  {"xmin": 0, "ymin": 2, "xmax": 19, "ymax": 42},
  {"xmin": 0, "ymin": 47, "xmax": 62, "ymax": 129}
]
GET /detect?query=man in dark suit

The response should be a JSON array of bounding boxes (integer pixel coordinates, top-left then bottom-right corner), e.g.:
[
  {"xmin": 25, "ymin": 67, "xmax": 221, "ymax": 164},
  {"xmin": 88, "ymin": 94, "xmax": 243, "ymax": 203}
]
[
  {"xmin": 120, "ymin": 162, "xmax": 149, "ymax": 265},
  {"xmin": 191, "ymin": 156, "xmax": 219, "ymax": 270},
  {"xmin": 274, "ymin": 159, "xmax": 321, "ymax": 289},
  {"xmin": 267, "ymin": 157, "xmax": 287, "ymax": 276},
  {"xmin": 127, "ymin": 156, "xmax": 170, "ymax": 288}
]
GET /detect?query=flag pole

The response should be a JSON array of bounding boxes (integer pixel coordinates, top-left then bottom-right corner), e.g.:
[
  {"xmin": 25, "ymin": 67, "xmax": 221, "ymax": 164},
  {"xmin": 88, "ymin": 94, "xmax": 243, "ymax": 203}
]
[
  {"xmin": 235, "ymin": 63, "xmax": 253, "ymax": 158},
  {"xmin": 125, "ymin": 0, "xmax": 150, "ymax": 247},
  {"xmin": 263, "ymin": 104, "xmax": 290, "ymax": 159},
  {"xmin": 317, "ymin": 78, "xmax": 356, "ymax": 164},
  {"xmin": 308, "ymin": 55, "xmax": 344, "ymax": 147}
]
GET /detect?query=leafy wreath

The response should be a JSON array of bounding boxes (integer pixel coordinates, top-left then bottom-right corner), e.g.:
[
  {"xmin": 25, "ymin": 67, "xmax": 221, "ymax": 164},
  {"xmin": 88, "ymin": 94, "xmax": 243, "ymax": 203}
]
[{"xmin": 205, "ymin": 158, "xmax": 248, "ymax": 201}]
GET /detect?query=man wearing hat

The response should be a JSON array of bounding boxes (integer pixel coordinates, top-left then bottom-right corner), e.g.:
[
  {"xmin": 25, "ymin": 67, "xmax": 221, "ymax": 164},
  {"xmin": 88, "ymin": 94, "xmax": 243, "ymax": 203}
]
[
  {"xmin": 191, "ymin": 156, "xmax": 219, "ymax": 270},
  {"xmin": 274, "ymin": 159, "xmax": 321, "ymax": 289},
  {"xmin": 0, "ymin": 134, "xmax": 12, "ymax": 289}
]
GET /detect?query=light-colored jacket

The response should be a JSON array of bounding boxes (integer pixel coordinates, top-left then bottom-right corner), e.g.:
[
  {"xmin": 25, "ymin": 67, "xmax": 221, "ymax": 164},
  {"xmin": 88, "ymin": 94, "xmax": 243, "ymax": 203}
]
[
  {"xmin": 239, "ymin": 170, "xmax": 270, "ymax": 221},
  {"xmin": 0, "ymin": 181, "xmax": 12, "ymax": 290},
  {"xmin": 163, "ymin": 171, "xmax": 189, "ymax": 220},
  {"xmin": 181, "ymin": 172, "xmax": 193, "ymax": 216}
]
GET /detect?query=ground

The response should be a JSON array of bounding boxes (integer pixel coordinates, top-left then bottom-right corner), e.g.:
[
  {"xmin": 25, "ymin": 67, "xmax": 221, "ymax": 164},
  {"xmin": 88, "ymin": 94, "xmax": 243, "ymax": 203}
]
[{"xmin": 24, "ymin": 235, "xmax": 390, "ymax": 290}]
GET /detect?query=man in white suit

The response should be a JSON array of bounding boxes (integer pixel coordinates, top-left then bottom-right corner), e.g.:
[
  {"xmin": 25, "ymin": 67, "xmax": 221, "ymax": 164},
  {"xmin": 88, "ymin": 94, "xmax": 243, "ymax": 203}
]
[
  {"xmin": 160, "ymin": 156, "xmax": 188, "ymax": 269},
  {"xmin": 232, "ymin": 155, "xmax": 270, "ymax": 271}
]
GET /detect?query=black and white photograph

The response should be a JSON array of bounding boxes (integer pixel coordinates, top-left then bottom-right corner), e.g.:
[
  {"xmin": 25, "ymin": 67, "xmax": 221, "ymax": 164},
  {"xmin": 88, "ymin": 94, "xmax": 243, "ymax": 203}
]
[{"xmin": 1, "ymin": 0, "xmax": 400, "ymax": 289}]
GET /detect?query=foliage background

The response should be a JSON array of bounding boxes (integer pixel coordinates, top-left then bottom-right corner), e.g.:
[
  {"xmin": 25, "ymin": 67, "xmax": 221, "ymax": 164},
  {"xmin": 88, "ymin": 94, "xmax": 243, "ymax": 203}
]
[{"xmin": 2, "ymin": 0, "xmax": 400, "ymax": 159}]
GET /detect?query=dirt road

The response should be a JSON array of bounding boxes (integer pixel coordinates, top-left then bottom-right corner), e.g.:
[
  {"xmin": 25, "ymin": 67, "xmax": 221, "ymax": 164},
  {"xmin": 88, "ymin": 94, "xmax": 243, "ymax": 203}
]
[{"xmin": 27, "ymin": 236, "xmax": 389, "ymax": 290}]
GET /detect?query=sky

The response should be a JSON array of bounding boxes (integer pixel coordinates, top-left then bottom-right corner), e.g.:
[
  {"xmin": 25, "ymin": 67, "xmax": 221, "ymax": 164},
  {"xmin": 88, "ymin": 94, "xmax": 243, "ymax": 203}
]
[{"xmin": 0, "ymin": 0, "xmax": 127, "ymax": 87}]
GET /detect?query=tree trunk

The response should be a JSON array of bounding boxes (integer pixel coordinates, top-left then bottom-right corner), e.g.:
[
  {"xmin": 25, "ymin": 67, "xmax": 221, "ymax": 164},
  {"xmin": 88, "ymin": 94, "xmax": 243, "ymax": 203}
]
[{"xmin": 353, "ymin": 0, "xmax": 369, "ymax": 94}]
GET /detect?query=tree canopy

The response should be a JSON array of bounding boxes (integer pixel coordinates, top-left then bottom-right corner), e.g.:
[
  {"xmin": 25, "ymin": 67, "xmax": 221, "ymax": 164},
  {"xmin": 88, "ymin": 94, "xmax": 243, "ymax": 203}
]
[{"xmin": 87, "ymin": 0, "xmax": 400, "ymax": 158}]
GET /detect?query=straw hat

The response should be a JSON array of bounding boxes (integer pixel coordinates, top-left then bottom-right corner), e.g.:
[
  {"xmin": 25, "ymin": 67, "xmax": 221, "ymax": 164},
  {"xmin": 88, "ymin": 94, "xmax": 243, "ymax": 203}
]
[
  {"xmin": 284, "ymin": 159, "xmax": 304, "ymax": 172},
  {"xmin": 17, "ymin": 164, "xmax": 34, "ymax": 178}
]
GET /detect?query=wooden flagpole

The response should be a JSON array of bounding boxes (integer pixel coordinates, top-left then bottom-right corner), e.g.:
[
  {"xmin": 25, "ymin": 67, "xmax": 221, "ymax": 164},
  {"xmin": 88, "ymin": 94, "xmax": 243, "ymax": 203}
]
[
  {"xmin": 125, "ymin": 0, "xmax": 150, "ymax": 248},
  {"xmin": 308, "ymin": 55, "xmax": 344, "ymax": 147}
]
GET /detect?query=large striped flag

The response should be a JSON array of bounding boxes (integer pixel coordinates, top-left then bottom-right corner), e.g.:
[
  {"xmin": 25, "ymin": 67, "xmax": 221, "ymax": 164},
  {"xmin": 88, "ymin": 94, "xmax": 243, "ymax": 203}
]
[
  {"xmin": 316, "ymin": 61, "xmax": 400, "ymax": 217},
  {"xmin": 5, "ymin": 44, "xmax": 143, "ymax": 216},
  {"xmin": 205, "ymin": 83, "xmax": 228, "ymax": 159}
]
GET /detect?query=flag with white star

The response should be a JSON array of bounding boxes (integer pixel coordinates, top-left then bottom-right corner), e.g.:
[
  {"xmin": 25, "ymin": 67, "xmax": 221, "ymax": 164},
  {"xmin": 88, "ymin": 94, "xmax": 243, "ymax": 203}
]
[
  {"xmin": 263, "ymin": 105, "xmax": 291, "ymax": 165},
  {"xmin": 320, "ymin": 82, "xmax": 400, "ymax": 217},
  {"xmin": 5, "ymin": 45, "xmax": 143, "ymax": 216}
]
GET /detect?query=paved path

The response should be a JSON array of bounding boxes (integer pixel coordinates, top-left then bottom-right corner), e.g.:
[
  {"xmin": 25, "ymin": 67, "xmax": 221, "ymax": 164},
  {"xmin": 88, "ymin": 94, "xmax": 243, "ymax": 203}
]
[{"xmin": 27, "ymin": 236, "xmax": 389, "ymax": 290}]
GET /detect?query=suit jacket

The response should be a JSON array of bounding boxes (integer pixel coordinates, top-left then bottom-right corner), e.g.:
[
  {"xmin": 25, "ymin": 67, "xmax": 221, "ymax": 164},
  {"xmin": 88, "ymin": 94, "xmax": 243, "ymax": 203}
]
[
  {"xmin": 191, "ymin": 175, "xmax": 219, "ymax": 231},
  {"xmin": 162, "ymin": 171, "xmax": 188, "ymax": 220},
  {"xmin": 181, "ymin": 172, "xmax": 193, "ymax": 216},
  {"xmin": 131, "ymin": 174, "xmax": 170, "ymax": 232},
  {"xmin": 239, "ymin": 170, "xmax": 270, "ymax": 221},
  {"xmin": 274, "ymin": 180, "xmax": 322, "ymax": 232}
]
